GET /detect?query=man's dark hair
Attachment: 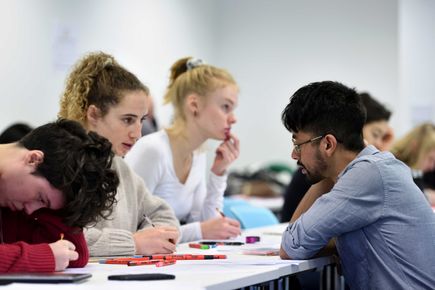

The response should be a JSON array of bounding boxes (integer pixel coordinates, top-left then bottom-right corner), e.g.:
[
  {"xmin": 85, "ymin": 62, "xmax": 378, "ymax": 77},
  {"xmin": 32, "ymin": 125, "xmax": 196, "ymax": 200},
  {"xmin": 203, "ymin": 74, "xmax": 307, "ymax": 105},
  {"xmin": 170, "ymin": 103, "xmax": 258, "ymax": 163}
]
[
  {"xmin": 282, "ymin": 81, "xmax": 366, "ymax": 152},
  {"xmin": 359, "ymin": 92, "xmax": 391, "ymax": 124},
  {"xmin": 0, "ymin": 123, "xmax": 33, "ymax": 144},
  {"xmin": 18, "ymin": 119, "xmax": 119, "ymax": 228}
]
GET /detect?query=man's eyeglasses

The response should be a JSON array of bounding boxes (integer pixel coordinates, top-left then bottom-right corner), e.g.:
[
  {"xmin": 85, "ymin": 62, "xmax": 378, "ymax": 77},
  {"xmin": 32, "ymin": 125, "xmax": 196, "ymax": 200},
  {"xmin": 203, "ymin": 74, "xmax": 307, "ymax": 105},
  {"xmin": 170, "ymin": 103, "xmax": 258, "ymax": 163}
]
[{"xmin": 292, "ymin": 135, "xmax": 323, "ymax": 154}]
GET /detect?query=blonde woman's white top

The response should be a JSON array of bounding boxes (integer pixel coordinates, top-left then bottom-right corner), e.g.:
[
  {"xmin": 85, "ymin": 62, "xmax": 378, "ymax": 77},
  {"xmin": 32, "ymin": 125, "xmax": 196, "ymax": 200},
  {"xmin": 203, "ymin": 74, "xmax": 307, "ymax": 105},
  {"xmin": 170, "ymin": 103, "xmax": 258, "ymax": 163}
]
[{"xmin": 125, "ymin": 130, "xmax": 227, "ymax": 242}]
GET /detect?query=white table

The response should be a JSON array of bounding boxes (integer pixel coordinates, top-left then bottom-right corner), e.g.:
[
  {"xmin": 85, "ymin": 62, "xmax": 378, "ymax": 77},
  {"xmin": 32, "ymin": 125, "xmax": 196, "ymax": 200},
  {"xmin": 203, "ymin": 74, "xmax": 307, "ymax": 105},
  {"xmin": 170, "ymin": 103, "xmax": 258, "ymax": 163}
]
[{"xmin": 3, "ymin": 224, "xmax": 336, "ymax": 290}]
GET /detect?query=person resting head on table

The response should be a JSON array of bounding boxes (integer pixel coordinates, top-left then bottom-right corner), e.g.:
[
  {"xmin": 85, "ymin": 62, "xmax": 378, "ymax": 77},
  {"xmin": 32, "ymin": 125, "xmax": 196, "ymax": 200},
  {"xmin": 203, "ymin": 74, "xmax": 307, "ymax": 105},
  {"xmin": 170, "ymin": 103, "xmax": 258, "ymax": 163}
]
[
  {"xmin": 279, "ymin": 81, "xmax": 435, "ymax": 289},
  {"xmin": 125, "ymin": 57, "xmax": 241, "ymax": 242},
  {"xmin": 59, "ymin": 51, "xmax": 180, "ymax": 257},
  {"xmin": 0, "ymin": 119, "xmax": 118, "ymax": 273}
]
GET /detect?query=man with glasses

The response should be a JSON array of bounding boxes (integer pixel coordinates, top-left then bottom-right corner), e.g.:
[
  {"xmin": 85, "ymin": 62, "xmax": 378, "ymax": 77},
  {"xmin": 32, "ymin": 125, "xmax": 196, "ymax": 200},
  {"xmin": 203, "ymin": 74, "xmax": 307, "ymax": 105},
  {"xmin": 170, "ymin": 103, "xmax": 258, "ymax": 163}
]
[
  {"xmin": 279, "ymin": 81, "xmax": 435, "ymax": 289},
  {"xmin": 280, "ymin": 92, "xmax": 393, "ymax": 223}
]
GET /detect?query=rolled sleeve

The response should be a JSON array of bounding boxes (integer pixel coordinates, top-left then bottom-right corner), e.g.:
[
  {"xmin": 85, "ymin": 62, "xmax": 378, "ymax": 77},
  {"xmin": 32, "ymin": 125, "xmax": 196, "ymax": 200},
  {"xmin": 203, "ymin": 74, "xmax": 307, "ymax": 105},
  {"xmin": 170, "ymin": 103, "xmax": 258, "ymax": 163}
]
[{"xmin": 281, "ymin": 219, "xmax": 329, "ymax": 260}]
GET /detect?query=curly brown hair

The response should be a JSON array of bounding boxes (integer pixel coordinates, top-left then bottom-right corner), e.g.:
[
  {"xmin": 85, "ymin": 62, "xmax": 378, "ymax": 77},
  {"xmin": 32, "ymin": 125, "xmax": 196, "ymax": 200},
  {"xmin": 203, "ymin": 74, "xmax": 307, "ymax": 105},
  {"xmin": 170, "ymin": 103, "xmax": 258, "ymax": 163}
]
[
  {"xmin": 59, "ymin": 51, "xmax": 149, "ymax": 126},
  {"xmin": 19, "ymin": 119, "xmax": 119, "ymax": 228}
]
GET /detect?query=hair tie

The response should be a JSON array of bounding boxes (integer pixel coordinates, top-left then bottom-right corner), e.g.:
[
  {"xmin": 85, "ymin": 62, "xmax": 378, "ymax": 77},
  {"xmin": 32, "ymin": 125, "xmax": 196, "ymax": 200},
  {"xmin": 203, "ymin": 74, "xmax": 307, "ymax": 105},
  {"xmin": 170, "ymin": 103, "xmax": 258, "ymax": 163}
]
[{"xmin": 186, "ymin": 58, "xmax": 204, "ymax": 71}]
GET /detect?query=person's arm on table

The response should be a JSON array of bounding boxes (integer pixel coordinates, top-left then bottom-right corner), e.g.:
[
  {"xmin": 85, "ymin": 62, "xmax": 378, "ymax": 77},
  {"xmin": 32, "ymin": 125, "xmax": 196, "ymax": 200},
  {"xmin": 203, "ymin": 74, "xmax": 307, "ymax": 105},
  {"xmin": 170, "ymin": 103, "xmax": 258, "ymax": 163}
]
[
  {"xmin": 0, "ymin": 243, "xmax": 55, "ymax": 273},
  {"xmin": 30, "ymin": 209, "xmax": 86, "ymax": 268},
  {"xmin": 286, "ymin": 178, "xmax": 337, "ymax": 258},
  {"xmin": 281, "ymin": 163, "xmax": 384, "ymax": 260},
  {"xmin": 135, "ymin": 190, "xmax": 179, "ymax": 254},
  {"xmin": 1, "ymin": 209, "xmax": 81, "ymax": 272},
  {"xmin": 290, "ymin": 178, "xmax": 335, "ymax": 222}
]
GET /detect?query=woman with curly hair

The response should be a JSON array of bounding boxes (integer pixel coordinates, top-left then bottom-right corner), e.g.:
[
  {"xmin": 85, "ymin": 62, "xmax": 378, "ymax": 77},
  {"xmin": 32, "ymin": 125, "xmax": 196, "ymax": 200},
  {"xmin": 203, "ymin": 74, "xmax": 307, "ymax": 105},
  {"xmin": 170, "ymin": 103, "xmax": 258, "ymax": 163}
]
[
  {"xmin": 59, "ymin": 51, "xmax": 179, "ymax": 256},
  {"xmin": 125, "ymin": 57, "xmax": 241, "ymax": 242}
]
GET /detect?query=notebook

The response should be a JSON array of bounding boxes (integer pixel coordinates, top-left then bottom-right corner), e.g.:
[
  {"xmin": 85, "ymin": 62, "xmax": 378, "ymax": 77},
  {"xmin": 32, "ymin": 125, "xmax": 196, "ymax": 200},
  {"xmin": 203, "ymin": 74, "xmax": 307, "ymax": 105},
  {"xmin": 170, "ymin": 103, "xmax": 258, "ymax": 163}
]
[{"xmin": 0, "ymin": 273, "xmax": 92, "ymax": 284}]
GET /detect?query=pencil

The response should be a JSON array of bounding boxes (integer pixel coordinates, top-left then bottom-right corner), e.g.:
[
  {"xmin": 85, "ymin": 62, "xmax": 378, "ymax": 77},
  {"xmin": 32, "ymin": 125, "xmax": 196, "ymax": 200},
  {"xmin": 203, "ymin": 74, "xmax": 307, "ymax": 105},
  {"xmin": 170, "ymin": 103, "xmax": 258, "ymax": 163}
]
[
  {"xmin": 144, "ymin": 215, "xmax": 155, "ymax": 227},
  {"xmin": 216, "ymin": 208, "xmax": 225, "ymax": 218}
]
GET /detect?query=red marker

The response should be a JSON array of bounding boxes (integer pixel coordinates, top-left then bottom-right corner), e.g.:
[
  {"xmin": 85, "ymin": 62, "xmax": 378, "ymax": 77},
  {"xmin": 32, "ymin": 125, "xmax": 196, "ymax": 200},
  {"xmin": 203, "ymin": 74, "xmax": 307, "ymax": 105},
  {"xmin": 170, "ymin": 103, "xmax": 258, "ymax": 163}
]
[
  {"xmin": 189, "ymin": 243, "xmax": 214, "ymax": 249},
  {"xmin": 100, "ymin": 260, "xmax": 128, "ymax": 265},
  {"xmin": 137, "ymin": 254, "xmax": 227, "ymax": 261},
  {"xmin": 100, "ymin": 257, "xmax": 151, "ymax": 264},
  {"xmin": 128, "ymin": 259, "xmax": 162, "ymax": 266},
  {"xmin": 155, "ymin": 260, "xmax": 176, "ymax": 267},
  {"xmin": 189, "ymin": 254, "xmax": 227, "ymax": 260},
  {"xmin": 146, "ymin": 255, "xmax": 166, "ymax": 260}
]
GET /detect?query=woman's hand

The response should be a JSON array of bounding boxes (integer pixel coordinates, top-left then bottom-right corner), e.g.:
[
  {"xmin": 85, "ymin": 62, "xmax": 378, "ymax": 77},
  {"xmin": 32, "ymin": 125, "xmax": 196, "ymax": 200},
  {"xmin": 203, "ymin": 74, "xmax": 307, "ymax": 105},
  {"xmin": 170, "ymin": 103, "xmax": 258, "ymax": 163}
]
[
  {"xmin": 211, "ymin": 133, "xmax": 240, "ymax": 176},
  {"xmin": 200, "ymin": 217, "xmax": 241, "ymax": 239},
  {"xmin": 133, "ymin": 226, "xmax": 179, "ymax": 255}
]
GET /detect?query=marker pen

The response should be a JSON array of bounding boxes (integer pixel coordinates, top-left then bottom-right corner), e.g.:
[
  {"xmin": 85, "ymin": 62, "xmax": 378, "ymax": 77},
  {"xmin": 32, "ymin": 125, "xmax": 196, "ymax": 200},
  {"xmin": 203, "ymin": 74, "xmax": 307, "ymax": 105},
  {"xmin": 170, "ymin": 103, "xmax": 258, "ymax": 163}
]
[
  {"xmin": 155, "ymin": 260, "xmax": 176, "ymax": 267},
  {"xmin": 128, "ymin": 260, "xmax": 161, "ymax": 266},
  {"xmin": 189, "ymin": 243, "xmax": 216, "ymax": 249},
  {"xmin": 100, "ymin": 259, "xmax": 130, "ymax": 265},
  {"xmin": 189, "ymin": 254, "xmax": 227, "ymax": 260},
  {"xmin": 199, "ymin": 241, "xmax": 244, "ymax": 246}
]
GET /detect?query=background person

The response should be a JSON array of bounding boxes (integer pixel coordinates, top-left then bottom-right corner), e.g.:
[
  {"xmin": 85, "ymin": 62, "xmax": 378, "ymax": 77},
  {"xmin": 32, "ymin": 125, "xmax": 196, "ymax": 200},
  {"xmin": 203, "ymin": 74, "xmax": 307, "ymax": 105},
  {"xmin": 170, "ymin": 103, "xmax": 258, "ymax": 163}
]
[
  {"xmin": 141, "ymin": 94, "xmax": 159, "ymax": 136},
  {"xmin": 391, "ymin": 122, "xmax": 435, "ymax": 192}
]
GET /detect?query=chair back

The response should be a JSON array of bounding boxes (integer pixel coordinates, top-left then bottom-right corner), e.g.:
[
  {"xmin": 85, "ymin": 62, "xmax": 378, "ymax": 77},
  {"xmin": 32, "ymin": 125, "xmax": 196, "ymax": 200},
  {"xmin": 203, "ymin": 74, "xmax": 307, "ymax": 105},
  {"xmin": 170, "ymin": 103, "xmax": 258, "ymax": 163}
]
[
  {"xmin": 223, "ymin": 198, "xmax": 250, "ymax": 220},
  {"xmin": 229, "ymin": 205, "xmax": 279, "ymax": 229}
]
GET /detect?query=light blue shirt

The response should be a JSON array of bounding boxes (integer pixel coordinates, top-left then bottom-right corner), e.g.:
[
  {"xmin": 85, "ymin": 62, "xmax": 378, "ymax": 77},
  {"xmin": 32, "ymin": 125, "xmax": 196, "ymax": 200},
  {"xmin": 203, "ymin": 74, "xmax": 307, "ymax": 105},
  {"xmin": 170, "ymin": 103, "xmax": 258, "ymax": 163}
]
[{"xmin": 282, "ymin": 146, "xmax": 435, "ymax": 289}]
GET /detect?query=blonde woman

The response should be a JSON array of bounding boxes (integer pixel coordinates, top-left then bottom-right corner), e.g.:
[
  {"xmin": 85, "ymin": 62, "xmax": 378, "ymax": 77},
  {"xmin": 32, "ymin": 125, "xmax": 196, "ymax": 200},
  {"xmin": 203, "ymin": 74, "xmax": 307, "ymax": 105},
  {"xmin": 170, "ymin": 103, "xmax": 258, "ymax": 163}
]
[
  {"xmin": 125, "ymin": 57, "xmax": 241, "ymax": 242},
  {"xmin": 59, "ymin": 51, "xmax": 179, "ymax": 256},
  {"xmin": 391, "ymin": 122, "xmax": 435, "ymax": 191}
]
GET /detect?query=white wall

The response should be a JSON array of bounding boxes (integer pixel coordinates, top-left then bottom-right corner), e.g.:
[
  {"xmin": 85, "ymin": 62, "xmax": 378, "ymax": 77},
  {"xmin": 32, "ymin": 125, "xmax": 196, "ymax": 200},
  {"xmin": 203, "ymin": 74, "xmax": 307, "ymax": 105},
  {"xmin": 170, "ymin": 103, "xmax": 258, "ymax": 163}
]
[
  {"xmin": 1, "ymin": 0, "xmax": 434, "ymax": 171},
  {"xmin": 399, "ymin": 0, "xmax": 435, "ymax": 135},
  {"xmin": 214, "ymin": 0, "xmax": 399, "ymax": 169},
  {"xmin": 0, "ymin": 0, "xmax": 217, "ymax": 130}
]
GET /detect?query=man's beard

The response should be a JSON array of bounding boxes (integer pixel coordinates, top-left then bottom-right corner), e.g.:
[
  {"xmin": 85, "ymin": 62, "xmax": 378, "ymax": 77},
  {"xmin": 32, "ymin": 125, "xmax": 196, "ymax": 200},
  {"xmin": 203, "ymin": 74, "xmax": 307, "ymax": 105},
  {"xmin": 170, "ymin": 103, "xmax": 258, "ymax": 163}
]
[{"xmin": 298, "ymin": 149, "xmax": 328, "ymax": 184}]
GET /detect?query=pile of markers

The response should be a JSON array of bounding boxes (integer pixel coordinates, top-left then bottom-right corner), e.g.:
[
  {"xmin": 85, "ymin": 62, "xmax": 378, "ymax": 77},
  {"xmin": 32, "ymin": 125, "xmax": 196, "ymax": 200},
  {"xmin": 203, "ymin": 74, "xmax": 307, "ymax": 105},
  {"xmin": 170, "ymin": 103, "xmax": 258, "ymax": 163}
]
[{"xmin": 99, "ymin": 254, "xmax": 227, "ymax": 267}]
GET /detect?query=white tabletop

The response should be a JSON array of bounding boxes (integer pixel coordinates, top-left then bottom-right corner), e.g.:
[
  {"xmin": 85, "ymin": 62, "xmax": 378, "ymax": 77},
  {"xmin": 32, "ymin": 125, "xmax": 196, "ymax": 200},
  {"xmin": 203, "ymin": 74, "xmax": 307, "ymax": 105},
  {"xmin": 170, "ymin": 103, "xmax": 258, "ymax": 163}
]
[{"xmin": 3, "ymin": 224, "xmax": 334, "ymax": 290}]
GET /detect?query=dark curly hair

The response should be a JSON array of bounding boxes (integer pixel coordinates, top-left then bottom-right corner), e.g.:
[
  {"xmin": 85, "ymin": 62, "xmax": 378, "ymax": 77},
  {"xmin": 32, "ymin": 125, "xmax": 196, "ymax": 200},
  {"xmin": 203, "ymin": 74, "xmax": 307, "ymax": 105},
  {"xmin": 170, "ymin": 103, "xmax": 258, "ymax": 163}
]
[
  {"xmin": 18, "ymin": 119, "xmax": 119, "ymax": 228},
  {"xmin": 282, "ymin": 81, "xmax": 366, "ymax": 152}
]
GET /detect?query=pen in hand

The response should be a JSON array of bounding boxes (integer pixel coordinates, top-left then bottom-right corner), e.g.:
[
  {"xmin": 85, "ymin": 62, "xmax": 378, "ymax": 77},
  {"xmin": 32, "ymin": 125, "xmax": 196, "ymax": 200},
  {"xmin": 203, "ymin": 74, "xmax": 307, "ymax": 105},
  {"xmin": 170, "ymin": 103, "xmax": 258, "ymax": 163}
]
[
  {"xmin": 143, "ymin": 214, "xmax": 177, "ymax": 245},
  {"xmin": 216, "ymin": 208, "xmax": 225, "ymax": 218},
  {"xmin": 144, "ymin": 215, "xmax": 155, "ymax": 228}
]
